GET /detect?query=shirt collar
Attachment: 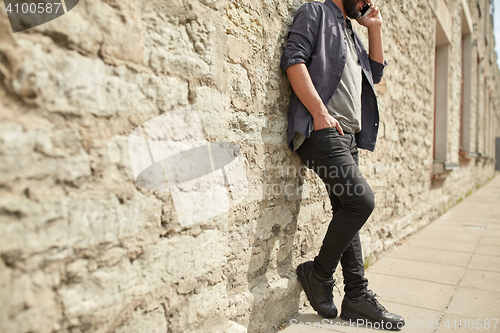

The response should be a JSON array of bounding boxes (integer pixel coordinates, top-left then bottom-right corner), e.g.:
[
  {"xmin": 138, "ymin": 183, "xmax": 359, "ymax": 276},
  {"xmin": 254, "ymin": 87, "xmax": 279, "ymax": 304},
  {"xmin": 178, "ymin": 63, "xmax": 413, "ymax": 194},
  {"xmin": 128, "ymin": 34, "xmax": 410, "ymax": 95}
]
[
  {"xmin": 346, "ymin": 18, "xmax": 353, "ymax": 31},
  {"xmin": 325, "ymin": 0, "xmax": 344, "ymax": 19}
]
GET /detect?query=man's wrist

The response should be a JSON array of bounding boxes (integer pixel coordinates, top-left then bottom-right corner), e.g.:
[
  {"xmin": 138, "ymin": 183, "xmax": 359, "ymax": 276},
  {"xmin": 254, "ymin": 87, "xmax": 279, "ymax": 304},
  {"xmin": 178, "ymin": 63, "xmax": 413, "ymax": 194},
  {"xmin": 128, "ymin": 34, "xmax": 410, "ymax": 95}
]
[
  {"xmin": 310, "ymin": 107, "xmax": 329, "ymax": 119},
  {"xmin": 367, "ymin": 25, "xmax": 382, "ymax": 34}
]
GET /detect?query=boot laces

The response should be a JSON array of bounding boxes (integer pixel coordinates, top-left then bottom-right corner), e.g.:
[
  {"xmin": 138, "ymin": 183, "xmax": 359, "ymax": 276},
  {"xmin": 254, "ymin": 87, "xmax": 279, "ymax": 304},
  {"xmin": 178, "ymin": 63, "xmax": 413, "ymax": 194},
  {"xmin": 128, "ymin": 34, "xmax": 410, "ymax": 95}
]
[
  {"xmin": 320, "ymin": 281, "xmax": 334, "ymax": 302},
  {"xmin": 322, "ymin": 280, "xmax": 341, "ymax": 301},
  {"xmin": 366, "ymin": 292, "xmax": 387, "ymax": 313},
  {"xmin": 334, "ymin": 283, "xmax": 342, "ymax": 298}
]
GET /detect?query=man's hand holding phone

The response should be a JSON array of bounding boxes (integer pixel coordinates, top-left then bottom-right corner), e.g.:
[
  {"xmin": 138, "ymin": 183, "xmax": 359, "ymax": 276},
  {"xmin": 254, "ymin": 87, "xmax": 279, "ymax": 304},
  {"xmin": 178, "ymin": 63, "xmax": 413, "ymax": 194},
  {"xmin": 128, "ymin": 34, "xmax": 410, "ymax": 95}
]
[
  {"xmin": 356, "ymin": 0, "xmax": 384, "ymax": 64},
  {"xmin": 360, "ymin": 3, "xmax": 372, "ymax": 18},
  {"xmin": 356, "ymin": 0, "xmax": 383, "ymax": 30}
]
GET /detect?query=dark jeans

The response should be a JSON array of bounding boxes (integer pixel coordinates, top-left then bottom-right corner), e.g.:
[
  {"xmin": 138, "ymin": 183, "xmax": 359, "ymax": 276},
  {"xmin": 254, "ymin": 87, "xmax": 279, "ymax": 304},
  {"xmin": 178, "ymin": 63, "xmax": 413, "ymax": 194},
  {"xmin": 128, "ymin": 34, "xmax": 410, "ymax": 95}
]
[{"xmin": 296, "ymin": 127, "xmax": 373, "ymax": 299}]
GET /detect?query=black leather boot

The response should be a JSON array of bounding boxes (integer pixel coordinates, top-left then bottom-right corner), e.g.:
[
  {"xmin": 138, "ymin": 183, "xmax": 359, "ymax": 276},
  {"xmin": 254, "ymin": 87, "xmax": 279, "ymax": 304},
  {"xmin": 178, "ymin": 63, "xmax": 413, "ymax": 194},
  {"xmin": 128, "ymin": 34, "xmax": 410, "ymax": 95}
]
[
  {"xmin": 340, "ymin": 290, "xmax": 405, "ymax": 331},
  {"xmin": 296, "ymin": 261, "xmax": 338, "ymax": 318}
]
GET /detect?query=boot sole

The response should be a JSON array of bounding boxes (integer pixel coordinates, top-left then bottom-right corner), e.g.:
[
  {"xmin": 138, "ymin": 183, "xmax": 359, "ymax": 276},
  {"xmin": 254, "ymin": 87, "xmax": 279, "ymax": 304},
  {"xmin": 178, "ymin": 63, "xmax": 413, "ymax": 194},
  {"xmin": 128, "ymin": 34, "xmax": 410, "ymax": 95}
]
[
  {"xmin": 296, "ymin": 263, "xmax": 337, "ymax": 319},
  {"xmin": 340, "ymin": 311, "xmax": 402, "ymax": 331}
]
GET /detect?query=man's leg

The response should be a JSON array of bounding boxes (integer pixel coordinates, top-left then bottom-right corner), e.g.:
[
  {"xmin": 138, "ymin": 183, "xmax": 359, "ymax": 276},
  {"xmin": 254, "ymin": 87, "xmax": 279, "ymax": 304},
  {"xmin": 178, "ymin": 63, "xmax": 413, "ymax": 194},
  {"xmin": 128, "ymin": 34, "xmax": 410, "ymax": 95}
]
[
  {"xmin": 339, "ymin": 234, "xmax": 368, "ymax": 298},
  {"xmin": 295, "ymin": 128, "xmax": 371, "ymax": 319},
  {"xmin": 328, "ymin": 151, "xmax": 369, "ymax": 300},
  {"xmin": 297, "ymin": 129, "xmax": 374, "ymax": 279},
  {"xmin": 295, "ymin": 128, "xmax": 404, "ymax": 329}
]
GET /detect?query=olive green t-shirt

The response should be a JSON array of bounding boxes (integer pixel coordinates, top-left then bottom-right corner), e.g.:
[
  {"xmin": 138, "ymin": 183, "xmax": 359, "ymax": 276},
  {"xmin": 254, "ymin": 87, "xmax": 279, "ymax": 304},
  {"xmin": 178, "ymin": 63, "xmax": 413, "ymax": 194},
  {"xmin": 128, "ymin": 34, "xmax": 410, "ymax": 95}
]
[{"xmin": 292, "ymin": 26, "xmax": 362, "ymax": 151}]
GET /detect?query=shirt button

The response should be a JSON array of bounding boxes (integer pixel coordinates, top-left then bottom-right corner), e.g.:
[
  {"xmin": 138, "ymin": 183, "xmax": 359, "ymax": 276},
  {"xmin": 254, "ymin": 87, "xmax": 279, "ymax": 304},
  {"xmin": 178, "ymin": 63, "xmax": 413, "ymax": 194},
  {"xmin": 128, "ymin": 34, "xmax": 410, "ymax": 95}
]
[{"xmin": 375, "ymin": 123, "xmax": 378, "ymax": 126}]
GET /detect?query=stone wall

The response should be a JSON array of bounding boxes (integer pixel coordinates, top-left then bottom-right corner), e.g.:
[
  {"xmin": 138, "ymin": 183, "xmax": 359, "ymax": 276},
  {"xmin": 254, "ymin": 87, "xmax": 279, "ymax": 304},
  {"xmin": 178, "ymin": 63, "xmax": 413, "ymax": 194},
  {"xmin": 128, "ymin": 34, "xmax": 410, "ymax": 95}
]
[{"xmin": 0, "ymin": 0, "xmax": 499, "ymax": 332}]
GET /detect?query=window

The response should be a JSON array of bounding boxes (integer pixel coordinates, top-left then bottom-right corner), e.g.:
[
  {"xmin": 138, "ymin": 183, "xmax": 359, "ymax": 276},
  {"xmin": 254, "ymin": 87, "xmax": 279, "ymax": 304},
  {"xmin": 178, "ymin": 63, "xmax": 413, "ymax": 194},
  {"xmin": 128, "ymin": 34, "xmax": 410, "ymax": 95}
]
[
  {"xmin": 460, "ymin": 1, "xmax": 473, "ymax": 153},
  {"xmin": 433, "ymin": 14, "xmax": 451, "ymax": 162},
  {"xmin": 432, "ymin": 0, "xmax": 459, "ymax": 175}
]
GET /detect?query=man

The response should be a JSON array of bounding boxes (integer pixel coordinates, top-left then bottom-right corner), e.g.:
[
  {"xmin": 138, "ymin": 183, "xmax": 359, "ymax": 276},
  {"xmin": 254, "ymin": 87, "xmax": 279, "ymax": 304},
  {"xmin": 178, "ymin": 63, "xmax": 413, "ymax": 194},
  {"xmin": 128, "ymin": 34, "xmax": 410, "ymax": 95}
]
[{"xmin": 281, "ymin": 0, "xmax": 404, "ymax": 330}]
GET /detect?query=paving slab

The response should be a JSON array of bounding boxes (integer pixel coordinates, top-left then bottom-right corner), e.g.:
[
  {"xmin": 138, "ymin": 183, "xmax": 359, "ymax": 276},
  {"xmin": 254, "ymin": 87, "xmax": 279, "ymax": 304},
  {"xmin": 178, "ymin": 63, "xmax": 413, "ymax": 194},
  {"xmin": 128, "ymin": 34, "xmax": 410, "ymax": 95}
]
[
  {"xmin": 459, "ymin": 269, "xmax": 500, "ymax": 293},
  {"xmin": 408, "ymin": 227, "xmax": 483, "ymax": 243},
  {"xmin": 423, "ymin": 223, "xmax": 488, "ymax": 233},
  {"xmin": 445, "ymin": 287, "xmax": 500, "ymax": 319},
  {"xmin": 479, "ymin": 236, "xmax": 500, "ymax": 245},
  {"xmin": 386, "ymin": 245, "xmax": 472, "ymax": 267},
  {"xmin": 482, "ymin": 229, "xmax": 500, "ymax": 237},
  {"xmin": 367, "ymin": 257, "xmax": 464, "ymax": 285},
  {"xmin": 468, "ymin": 254, "xmax": 500, "ymax": 272},
  {"xmin": 405, "ymin": 237, "xmax": 477, "ymax": 253},
  {"xmin": 422, "ymin": 221, "xmax": 487, "ymax": 229},
  {"xmin": 475, "ymin": 243, "xmax": 500, "ymax": 256},
  {"xmin": 431, "ymin": 216, "xmax": 491, "ymax": 227},
  {"xmin": 364, "ymin": 272, "xmax": 455, "ymax": 312}
]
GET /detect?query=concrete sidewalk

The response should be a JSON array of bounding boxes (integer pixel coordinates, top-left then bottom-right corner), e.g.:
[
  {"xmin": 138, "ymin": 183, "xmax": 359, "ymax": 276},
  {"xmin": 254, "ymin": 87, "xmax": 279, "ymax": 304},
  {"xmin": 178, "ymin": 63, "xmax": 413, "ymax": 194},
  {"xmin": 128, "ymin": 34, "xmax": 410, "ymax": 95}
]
[{"xmin": 280, "ymin": 175, "xmax": 500, "ymax": 333}]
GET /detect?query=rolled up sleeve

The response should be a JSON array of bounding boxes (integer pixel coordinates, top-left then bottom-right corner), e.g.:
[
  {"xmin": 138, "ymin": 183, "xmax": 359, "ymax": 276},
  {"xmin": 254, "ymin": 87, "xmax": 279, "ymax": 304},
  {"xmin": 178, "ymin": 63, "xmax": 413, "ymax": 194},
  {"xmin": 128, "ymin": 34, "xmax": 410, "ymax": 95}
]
[
  {"xmin": 369, "ymin": 58, "xmax": 388, "ymax": 84},
  {"xmin": 280, "ymin": 3, "xmax": 320, "ymax": 74}
]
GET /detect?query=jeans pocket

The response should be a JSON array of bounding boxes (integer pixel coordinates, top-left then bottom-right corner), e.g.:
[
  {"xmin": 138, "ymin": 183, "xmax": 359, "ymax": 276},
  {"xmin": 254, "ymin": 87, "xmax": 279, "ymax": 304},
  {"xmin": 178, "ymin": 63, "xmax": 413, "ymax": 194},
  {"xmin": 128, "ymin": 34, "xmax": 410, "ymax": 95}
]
[
  {"xmin": 312, "ymin": 127, "xmax": 340, "ymax": 135},
  {"xmin": 312, "ymin": 128, "xmax": 351, "ymax": 157}
]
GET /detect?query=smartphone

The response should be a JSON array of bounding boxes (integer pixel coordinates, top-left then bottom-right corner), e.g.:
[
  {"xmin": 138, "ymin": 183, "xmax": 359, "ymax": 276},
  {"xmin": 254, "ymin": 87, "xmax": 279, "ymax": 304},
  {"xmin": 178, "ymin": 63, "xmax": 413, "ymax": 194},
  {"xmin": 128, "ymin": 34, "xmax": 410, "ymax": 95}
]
[{"xmin": 360, "ymin": 4, "xmax": 372, "ymax": 18}]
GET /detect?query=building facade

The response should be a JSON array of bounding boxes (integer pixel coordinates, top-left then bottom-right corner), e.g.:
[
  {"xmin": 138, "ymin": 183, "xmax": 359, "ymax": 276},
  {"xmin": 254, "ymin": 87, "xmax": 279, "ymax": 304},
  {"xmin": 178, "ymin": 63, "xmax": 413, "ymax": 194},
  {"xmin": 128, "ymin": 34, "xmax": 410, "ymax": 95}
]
[{"xmin": 0, "ymin": 0, "xmax": 499, "ymax": 332}]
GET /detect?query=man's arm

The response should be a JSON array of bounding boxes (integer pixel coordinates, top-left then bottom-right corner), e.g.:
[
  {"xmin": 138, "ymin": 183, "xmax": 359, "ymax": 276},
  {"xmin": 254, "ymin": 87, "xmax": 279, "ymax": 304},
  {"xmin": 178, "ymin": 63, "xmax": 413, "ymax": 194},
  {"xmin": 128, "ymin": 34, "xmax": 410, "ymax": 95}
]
[
  {"xmin": 368, "ymin": 25, "xmax": 383, "ymax": 64},
  {"xmin": 281, "ymin": 3, "xmax": 344, "ymax": 133},
  {"xmin": 285, "ymin": 64, "xmax": 344, "ymax": 134},
  {"xmin": 357, "ymin": 2, "xmax": 385, "ymax": 80}
]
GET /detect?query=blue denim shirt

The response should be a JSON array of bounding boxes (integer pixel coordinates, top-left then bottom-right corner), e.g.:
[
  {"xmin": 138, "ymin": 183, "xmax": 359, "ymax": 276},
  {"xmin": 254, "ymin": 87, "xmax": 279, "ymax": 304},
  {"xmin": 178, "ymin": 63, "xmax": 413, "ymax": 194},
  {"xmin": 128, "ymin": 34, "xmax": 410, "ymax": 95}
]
[{"xmin": 281, "ymin": 0, "xmax": 386, "ymax": 152}]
